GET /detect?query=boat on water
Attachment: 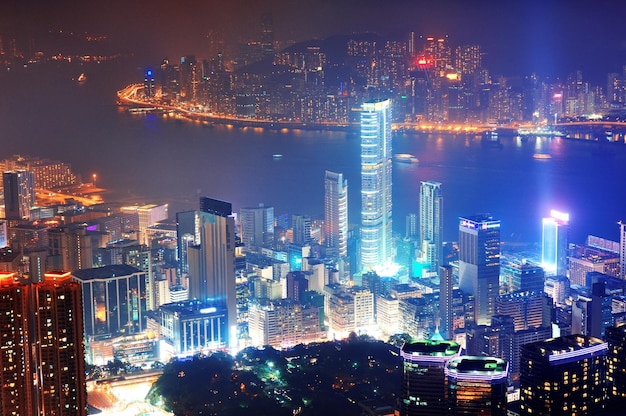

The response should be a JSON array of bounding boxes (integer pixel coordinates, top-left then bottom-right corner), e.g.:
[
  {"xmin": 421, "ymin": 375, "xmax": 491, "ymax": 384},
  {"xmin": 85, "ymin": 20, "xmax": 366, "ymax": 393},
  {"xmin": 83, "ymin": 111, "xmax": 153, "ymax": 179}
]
[
  {"xmin": 533, "ymin": 153, "xmax": 552, "ymax": 160},
  {"xmin": 272, "ymin": 154, "xmax": 283, "ymax": 160},
  {"xmin": 393, "ymin": 153, "xmax": 419, "ymax": 164},
  {"xmin": 518, "ymin": 126, "xmax": 564, "ymax": 137},
  {"xmin": 77, "ymin": 73, "xmax": 87, "ymax": 83}
]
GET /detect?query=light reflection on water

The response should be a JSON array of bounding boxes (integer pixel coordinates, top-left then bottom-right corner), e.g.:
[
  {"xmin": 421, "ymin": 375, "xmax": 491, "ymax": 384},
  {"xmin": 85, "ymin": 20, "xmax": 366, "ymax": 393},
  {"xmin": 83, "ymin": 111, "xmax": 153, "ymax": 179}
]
[{"xmin": 1, "ymin": 61, "xmax": 625, "ymax": 244}]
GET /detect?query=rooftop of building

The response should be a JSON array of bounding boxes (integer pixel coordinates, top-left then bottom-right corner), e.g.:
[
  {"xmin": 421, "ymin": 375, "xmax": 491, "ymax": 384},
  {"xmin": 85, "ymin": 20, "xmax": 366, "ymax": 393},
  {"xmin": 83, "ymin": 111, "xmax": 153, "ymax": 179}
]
[
  {"xmin": 446, "ymin": 356, "xmax": 508, "ymax": 374},
  {"xmin": 159, "ymin": 300, "xmax": 227, "ymax": 319},
  {"xmin": 522, "ymin": 334, "xmax": 608, "ymax": 361},
  {"xmin": 401, "ymin": 340, "xmax": 461, "ymax": 357},
  {"xmin": 72, "ymin": 264, "xmax": 142, "ymax": 281},
  {"xmin": 459, "ymin": 214, "xmax": 498, "ymax": 224}
]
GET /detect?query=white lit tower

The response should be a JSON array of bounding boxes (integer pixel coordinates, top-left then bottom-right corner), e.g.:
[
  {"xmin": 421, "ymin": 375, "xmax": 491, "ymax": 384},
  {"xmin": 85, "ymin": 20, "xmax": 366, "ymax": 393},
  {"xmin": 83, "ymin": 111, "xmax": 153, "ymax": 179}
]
[
  {"xmin": 360, "ymin": 99, "xmax": 393, "ymax": 270},
  {"xmin": 419, "ymin": 180, "xmax": 443, "ymax": 271},
  {"xmin": 541, "ymin": 210, "xmax": 569, "ymax": 276}
]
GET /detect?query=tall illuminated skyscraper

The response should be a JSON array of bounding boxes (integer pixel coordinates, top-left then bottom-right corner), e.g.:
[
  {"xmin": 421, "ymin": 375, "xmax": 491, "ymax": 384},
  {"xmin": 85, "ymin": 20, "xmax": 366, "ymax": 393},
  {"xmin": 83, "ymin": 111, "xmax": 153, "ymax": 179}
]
[
  {"xmin": 324, "ymin": 171, "xmax": 348, "ymax": 259},
  {"xmin": 458, "ymin": 215, "xmax": 501, "ymax": 326},
  {"xmin": 360, "ymin": 98, "xmax": 392, "ymax": 270},
  {"xmin": 3, "ymin": 170, "xmax": 35, "ymax": 221},
  {"xmin": 541, "ymin": 210, "xmax": 569, "ymax": 276},
  {"xmin": 187, "ymin": 197, "xmax": 237, "ymax": 348},
  {"xmin": 419, "ymin": 180, "xmax": 443, "ymax": 271},
  {"xmin": 0, "ymin": 271, "xmax": 87, "ymax": 416}
]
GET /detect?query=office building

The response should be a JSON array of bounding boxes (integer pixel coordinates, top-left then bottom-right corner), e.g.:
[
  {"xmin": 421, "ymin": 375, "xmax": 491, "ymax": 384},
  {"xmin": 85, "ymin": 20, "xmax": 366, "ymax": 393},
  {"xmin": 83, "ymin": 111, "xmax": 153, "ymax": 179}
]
[
  {"xmin": 568, "ymin": 243, "xmax": 620, "ymax": 287},
  {"xmin": 324, "ymin": 171, "xmax": 348, "ymax": 259},
  {"xmin": 3, "ymin": 170, "xmax": 35, "ymax": 221},
  {"xmin": 157, "ymin": 300, "xmax": 228, "ymax": 356},
  {"xmin": 606, "ymin": 323, "xmax": 626, "ymax": 407},
  {"xmin": 445, "ymin": 356, "xmax": 508, "ymax": 415},
  {"xmin": 248, "ymin": 298, "xmax": 324, "ymax": 348},
  {"xmin": 400, "ymin": 340, "xmax": 462, "ymax": 416},
  {"xmin": 501, "ymin": 259, "xmax": 545, "ymax": 293},
  {"xmin": 121, "ymin": 203, "xmax": 169, "ymax": 246},
  {"xmin": 186, "ymin": 197, "xmax": 237, "ymax": 348},
  {"xmin": 617, "ymin": 217, "xmax": 626, "ymax": 280},
  {"xmin": 439, "ymin": 265, "xmax": 453, "ymax": 340},
  {"xmin": 144, "ymin": 68, "xmax": 155, "ymax": 98},
  {"xmin": 419, "ymin": 181, "xmax": 443, "ymax": 272},
  {"xmin": 48, "ymin": 224, "xmax": 93, "ymax": 272},
  {"xmin": 520, "ymin": 335, "xmax": 608, "ymax": 416},
  {"xmin": 292, "ymin": 214, "xmax": 312, "ymax": 246},
  {"xmin": 458, "ymin": 215, "xmax": 501, "ymax": 325},
  {"xmin": 239, "ymin": 203, "xmax": 274, "ymax": 251},
  {"xmin": 544, "ymin": 275, "xmax": 570, "ymax": 305},
  {"xmin": 495, "ymin": 290, "xmax": 551, "ymax": 332},
  {"xmin": 360, "ymin": 98, "xmax": 393, "ymax": 269},
  {"xmin": 541, "ymin": 210, "xmax": 569, "ymax": 276},
  {"xmin": 0, "ymin": 271, "xmax": 87, "ymax": 416},
  {"xmin": 327, "ymin": 287, "xmax": 374, "ymax": 338},
  {"xmin": 72, "ymin": 264, "xmax": 147, "ymax": 338}
]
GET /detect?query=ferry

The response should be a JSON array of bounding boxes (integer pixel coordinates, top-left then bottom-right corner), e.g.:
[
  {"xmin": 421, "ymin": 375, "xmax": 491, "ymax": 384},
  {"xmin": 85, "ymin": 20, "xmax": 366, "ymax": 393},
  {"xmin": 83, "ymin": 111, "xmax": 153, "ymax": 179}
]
[
  {"xmin": 393, "ymin": 153, "xmax": 419, "ymax": 164},
  {"xmin": 532, "ymin": 153, "xmax": 552, "ymax": 160},
  {"xmin": 518, "ymin": 127, "xmax": 564, "ymax": 137},
  {"xmin": 272, "ymin": 154, "xmax": 283, "ymax": 160},
  {"xmin": 77, "ymin": 73, "xmax": 87, "ymax": 83}
]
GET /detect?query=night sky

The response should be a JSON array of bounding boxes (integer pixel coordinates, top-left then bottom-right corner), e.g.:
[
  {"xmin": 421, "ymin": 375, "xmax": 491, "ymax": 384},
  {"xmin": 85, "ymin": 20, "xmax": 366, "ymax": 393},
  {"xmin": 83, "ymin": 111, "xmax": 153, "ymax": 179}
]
[{"xmin": 2, "ymin": 0, "xmax": 626, "ymax": 82}]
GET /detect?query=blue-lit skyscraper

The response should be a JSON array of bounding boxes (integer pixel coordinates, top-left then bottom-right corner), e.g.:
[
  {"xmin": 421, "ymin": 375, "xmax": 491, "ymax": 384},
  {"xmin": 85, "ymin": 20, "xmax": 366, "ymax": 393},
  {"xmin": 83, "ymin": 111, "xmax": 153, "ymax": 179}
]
[
  {"xmin": 360, "ymin": 98, "xmax": 392, "ymax": 270},
  {"xmin": 541, "ymin": 210, "xmax": 569, "ymax": 276},
  {"xmin": 458, "ymin": 215, "xmax": 501, "ymax": 326},
  {"xmin": 419, "ymin": 180, "xmax": 443, "ymax": 272}
]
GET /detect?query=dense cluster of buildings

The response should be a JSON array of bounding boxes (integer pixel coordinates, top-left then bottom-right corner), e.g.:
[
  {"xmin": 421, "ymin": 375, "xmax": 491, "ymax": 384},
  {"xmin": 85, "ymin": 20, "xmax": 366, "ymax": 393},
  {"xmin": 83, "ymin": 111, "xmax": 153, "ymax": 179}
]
[
  {"xmin": 3, "ymin": 20, "xmax": 626, "ymax": 415},
  {"xmin": 140, "ymin": 28, "xmax": 626, "ymax": 127},
  {"xmin": 1, "ymin": 94, "xmax": 626, "ymax": 414}
]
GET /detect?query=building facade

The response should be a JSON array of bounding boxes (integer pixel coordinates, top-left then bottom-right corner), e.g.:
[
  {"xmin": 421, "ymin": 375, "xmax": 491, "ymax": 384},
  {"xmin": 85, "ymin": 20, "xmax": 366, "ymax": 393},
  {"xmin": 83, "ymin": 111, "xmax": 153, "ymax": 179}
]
[
  {"xmin": 541, "ymin": 210, "xmax": 569, "ymax": 276},
  {"xmin": 400, "ymin": 340, "xmax": 462, "ymax": 416},
  {"xmin": 72, "ymin": 264, "xmax": 147, "ymax": 337},
  {"xmin": 324, "ymin": 170, "xmax": 348, "ymax": 259},
  {"xmin": 520, "ymin": 335, "xmax": 608, "ymax": 416},
  {"xmin": 248, "ymin": 298, "xmax": 324, "ymax": 348},
  {"xmin": 360, "ymin": 98, "xmax": 393, "ymax": 269},
  {"xmin": 445, "ymin": 356, "xmax": 508, "ymax": 415},
  {"xmin": 239, "ymin": 203, "xmax": 274, "ymax": 251},
  {"xmin": 3, "ymin": 170, "xmax": 35, "ymax": 221},
  {"xmin": 458, "ymin": 215, "xmax": 501, "ymax": 325},
  {"xmin": 419, "ymin": 180, "xmax": 443, "ymax": 272},
  {"xmin": 186, "ymin": 198, "xmax": 237, "ymax": 348},
  {"xmin": 0, "ymin": 271, "xmax": 87, "ymax": 416}
]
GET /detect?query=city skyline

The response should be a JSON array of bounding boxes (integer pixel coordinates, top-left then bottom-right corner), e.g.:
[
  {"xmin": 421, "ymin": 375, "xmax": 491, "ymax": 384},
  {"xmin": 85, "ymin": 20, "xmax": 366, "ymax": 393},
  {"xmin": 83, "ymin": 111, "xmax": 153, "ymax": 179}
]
[
  {"xmin": 2, "ymin": 1, "xmax": 626, "ymax": 82},
  {"xmin": 2, "ymin": 3, "xmax": 626, "ymax": 414}
]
